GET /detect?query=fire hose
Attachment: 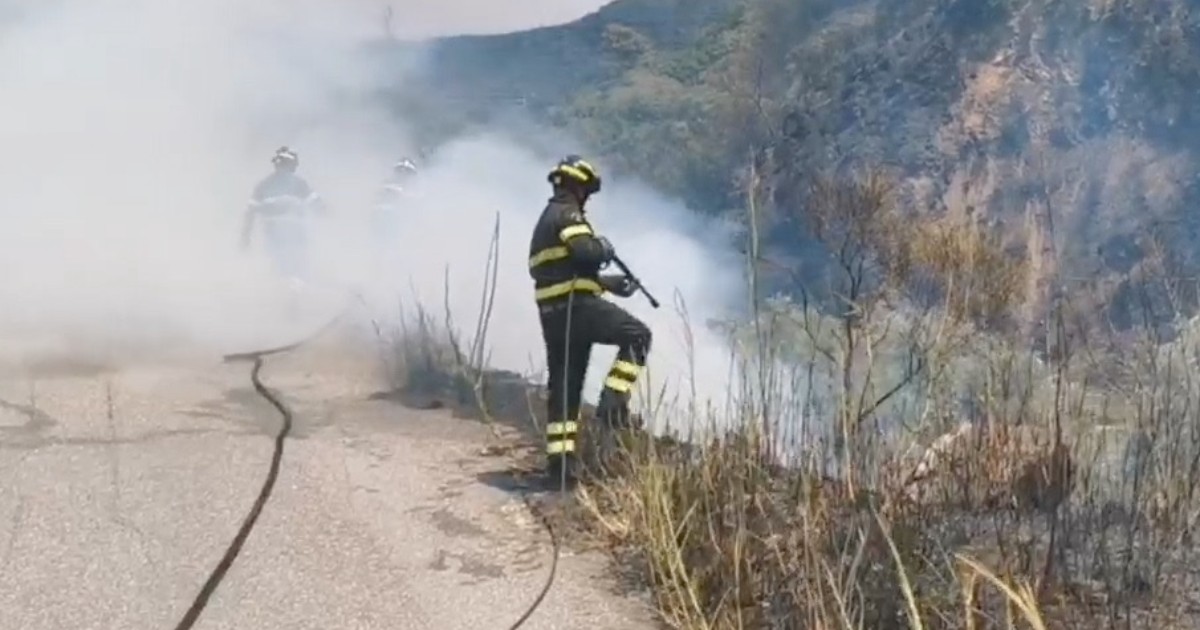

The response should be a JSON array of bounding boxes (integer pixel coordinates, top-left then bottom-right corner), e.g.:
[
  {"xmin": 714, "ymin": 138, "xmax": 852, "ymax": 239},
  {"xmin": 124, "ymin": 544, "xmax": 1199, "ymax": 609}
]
[{"xmin": 168, "ymin": 302, "xmax": 564, "ymax": 629}]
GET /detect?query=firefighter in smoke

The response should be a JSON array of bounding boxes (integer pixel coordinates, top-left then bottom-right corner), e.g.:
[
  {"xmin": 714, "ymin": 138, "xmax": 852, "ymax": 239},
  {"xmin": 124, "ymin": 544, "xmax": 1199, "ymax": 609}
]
[
  {"xmin": 528, "ymin": 155, "xmax": 653, "ymax": 482},
  {"xmin": 376, "ymin": 157, "xmax": 420, "ymax": 209},
  {"xmin": 239, "ymin": 146, "xmax": 325, "ymax": 288},
  {"xmin": 371, "ymin": 157, "xmax": 420, "ymax": 252}
]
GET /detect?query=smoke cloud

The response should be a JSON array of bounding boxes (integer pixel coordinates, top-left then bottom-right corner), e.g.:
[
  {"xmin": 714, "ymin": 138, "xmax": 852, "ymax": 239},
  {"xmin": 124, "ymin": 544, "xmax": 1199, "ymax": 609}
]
[{"xmin": 0, "ymin": 0, "xmax": 745, "ymax": 421}]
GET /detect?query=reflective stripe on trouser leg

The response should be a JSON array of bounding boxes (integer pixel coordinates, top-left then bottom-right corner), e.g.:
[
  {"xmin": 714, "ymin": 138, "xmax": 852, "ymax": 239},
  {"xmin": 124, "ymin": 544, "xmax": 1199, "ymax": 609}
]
[
  {"xmin": 546, "ymin": 419, "xmax": 579, "ymax": 455},
  {"xmin": 541, "ymin": 310, "xmax": 591, "ymax": 458},
  {"xmin": 602, "ymin": 359, "xmax": 642, "ymax": 395},
  {"xmin": 598, "ymin": 351, "xmax": 645, "ymax": 427}
]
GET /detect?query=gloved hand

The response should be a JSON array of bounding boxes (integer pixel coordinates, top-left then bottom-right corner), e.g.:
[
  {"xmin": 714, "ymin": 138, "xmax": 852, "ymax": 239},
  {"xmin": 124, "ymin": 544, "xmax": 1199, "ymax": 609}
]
[
  {"xmin": 594, "ymin": 235, "xmax": 616, "ymax": 263},
  {"xmin": 600, "ymin": 274, "xmax": 638, "ymax": 298}
]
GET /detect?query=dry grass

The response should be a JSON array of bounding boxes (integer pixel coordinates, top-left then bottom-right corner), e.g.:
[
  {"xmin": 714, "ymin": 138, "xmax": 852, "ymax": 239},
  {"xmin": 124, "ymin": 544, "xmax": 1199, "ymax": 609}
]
[
  {"xmin": 573, "ymin": 416, "xmax": 1073, "ymax": 629},
  {"xmin": 571, "ymin": 319, "xmax": 1200, "ymax": 629},
  {"xmin": 371, "ymin": 297, "xmax": 469, "ymax": 399}
]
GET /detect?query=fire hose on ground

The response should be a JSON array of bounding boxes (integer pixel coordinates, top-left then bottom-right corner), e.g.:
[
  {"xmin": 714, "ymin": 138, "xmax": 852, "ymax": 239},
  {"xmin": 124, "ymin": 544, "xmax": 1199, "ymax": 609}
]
[{"xmin": 168, "ymin": 302, "xmax": 564, "ymax": 630}]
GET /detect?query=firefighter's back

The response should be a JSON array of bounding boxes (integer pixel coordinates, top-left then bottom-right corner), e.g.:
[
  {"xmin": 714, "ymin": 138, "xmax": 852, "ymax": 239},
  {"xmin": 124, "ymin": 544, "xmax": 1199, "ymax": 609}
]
[
  {"xmin": 253, "ymin": 172, "xmax": 313, "ymax": 218},
  {"xmin": 527, "ymin": 195, "xmax": 601, "ymax": 300},
  {"xmin": 527, "ymin": 199, "xmax": 562, "ymax": 277}
]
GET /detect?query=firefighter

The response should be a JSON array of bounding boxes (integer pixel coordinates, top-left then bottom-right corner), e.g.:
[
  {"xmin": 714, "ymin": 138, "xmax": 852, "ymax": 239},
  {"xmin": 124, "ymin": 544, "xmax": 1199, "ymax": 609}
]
[
  {"xmin": 239, "ymin": 146, "xmax": 324, "ymax": 287},
  {"xmin": 528, "ymin": 155, "xmax": 653, "ymax": 482},
  {"xmin": 371, "ymin": 157, "xmax": 420, "ymax": 252},
  {"xmin": 376, "ymin": 157, "xmax": 420, "ymax": 210}
]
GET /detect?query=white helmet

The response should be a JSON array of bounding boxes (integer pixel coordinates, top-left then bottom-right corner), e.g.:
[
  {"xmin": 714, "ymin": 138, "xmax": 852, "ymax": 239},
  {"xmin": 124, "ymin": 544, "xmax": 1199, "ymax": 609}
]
[
  {"xmin": 393, "ymin": 157, "xmax": 417, "ymax": 176},
  {"xmin": 272, "ymin": 146, "xmax": 299, "ymax": 170}
]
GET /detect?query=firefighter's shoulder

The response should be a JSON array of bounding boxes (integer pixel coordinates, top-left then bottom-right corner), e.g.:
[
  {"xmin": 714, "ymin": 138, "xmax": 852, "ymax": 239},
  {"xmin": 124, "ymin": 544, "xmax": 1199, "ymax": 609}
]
[{"xmin": 545, "ymin": 200, "xmax": 586, "ymax": 228}]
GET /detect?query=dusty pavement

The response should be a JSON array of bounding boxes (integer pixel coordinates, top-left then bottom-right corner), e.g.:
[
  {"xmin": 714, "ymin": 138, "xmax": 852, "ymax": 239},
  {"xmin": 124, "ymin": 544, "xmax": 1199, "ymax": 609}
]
[{"xmin": 0, "ymin": 336, "xmax": 658, "ymax": 629}]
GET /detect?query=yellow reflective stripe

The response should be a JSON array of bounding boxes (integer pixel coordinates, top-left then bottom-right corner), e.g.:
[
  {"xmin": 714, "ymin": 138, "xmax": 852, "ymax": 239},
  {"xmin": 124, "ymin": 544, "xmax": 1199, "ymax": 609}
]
[
  {"xmin": 558, "ymin": 223, "xmax": 593, "ymax": 240},
  {"xmin": 546, "ymin": 421, "xmax": 579, "ymax": 436},
  {"xmin": 534, "ymin": 278, "xmax": 603, "ymax": 302},
  {"xmin": 603, "ymin": 375, "xmax": 633, "ymax": 393},
  {"xmin": 611, "ymin": 361, "xmax": 641, "ymax": 379},
  {"xmin": 557, "ymin": 165, "xmax": 592, "ymax": 182},
  {"xmin": 529, "ymin": 246, "xmax": 569, "ymax": 268},
  {"xmin": 546, "ymin": 439, "xmax": 576, "ymax": 455}
]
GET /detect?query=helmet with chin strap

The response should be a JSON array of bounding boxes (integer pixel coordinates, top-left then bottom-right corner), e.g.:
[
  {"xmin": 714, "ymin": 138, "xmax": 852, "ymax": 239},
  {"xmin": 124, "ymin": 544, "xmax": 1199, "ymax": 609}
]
[{"xmin": 547, "ymin": 154, "xmax": 601, "ymax": 196}]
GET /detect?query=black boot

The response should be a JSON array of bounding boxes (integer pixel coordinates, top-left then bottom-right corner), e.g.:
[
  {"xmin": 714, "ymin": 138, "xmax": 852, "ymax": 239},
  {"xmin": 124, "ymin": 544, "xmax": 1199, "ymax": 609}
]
[
  {"xmin": 545, "ymin": 452, "xmax": 579, "ymax": 490},
  {"xmin": 595, "ymin": 389, "xmax": 643, "ymax": 431}
]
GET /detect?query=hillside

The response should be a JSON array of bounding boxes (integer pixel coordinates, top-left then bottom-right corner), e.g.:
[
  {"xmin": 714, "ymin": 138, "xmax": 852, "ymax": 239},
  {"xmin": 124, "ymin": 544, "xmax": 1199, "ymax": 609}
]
[
  {"xmin": 384, "ymin": 5, "xmax": 1200, "ymax": 626},
  {"xmin": 399, "ymin": 0, "xmax": 1200, "ymax": 336}
]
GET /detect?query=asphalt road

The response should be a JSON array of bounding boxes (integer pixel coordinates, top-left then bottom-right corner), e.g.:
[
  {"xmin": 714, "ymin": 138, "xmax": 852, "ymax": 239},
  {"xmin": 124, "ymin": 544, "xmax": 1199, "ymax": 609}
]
[{"xmin": 0, "ymin": 340, "xmax": 657, "ymax": 629}]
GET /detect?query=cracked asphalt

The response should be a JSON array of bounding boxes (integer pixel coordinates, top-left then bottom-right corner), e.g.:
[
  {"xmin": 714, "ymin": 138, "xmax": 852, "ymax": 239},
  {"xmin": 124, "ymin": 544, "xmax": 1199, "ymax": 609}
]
[{"xmin": 0, "ymin": 341, "xmax": 657, "ymax": 629}]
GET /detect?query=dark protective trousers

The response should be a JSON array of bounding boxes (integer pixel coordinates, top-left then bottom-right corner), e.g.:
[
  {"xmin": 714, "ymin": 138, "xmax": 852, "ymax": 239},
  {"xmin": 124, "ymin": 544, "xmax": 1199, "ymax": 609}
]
[
  {"xmin": 260, "ymin": 218, "xmax": 311, "ymax": 283},
  {"xmin": 538, "ymin": 293, "xmax": 652, "ymax": 463}
]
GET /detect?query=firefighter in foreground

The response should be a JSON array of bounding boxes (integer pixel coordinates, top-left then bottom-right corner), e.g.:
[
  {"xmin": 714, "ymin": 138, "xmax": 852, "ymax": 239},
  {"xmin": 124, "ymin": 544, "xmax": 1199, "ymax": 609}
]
[
  {"xmin": 528, "ymin": 155, "xmax": 653, "ymax": 482},
  {"xmin": 239, "ymin": 146, "xmax": 325, "ymax": 288}
]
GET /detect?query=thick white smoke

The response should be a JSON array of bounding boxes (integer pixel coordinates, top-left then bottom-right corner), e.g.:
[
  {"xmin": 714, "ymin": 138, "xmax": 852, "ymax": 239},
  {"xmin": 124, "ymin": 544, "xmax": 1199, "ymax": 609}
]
[
  {"xmin": 0, "ymin": 0, "xmax": 745, "ymax": 423},
  {"xmin": 0, "ymin": 0, "xmax": 408, "ymax": 360}
]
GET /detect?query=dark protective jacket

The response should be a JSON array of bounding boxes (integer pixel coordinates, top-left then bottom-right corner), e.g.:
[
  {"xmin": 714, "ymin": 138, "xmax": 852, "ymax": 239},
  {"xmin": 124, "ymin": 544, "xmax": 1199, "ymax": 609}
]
[
  {"xmin": 241, "ymin": 170, "xmax": 324, "ymax": 252},
  {"xmin": 247, "ymin": 171, "xmax": 321, "ymax": 219},
  {"xmin": 527, "ymin": 191, "xmax": 611, "ymax": 303}
]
